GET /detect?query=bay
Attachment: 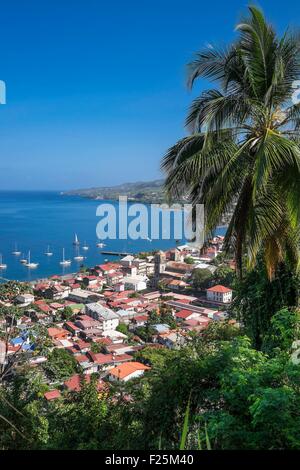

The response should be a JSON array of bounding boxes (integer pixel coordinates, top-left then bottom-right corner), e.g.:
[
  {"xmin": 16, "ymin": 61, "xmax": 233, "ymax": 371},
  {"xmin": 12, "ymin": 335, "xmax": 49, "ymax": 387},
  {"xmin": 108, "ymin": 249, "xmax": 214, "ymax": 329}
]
[{"xmin": 0, "ymin": 191, "xmax": 226, "ymax": 282}]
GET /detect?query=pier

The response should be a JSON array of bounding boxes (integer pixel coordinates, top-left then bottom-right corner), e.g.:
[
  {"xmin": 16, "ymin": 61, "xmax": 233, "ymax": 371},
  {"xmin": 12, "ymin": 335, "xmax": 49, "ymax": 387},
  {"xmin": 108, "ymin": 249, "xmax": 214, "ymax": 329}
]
[{"xmin": 100, "ymin": 251, "xmax": 132, "ymax": 257}]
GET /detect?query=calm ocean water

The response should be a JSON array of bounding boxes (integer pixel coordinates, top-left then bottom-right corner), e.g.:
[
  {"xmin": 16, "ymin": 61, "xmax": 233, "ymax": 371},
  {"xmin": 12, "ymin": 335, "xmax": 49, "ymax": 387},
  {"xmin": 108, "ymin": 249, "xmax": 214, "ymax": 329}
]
[{"xmin": 0, "ymin": 191, "xmax": 226, "ymax": 282}]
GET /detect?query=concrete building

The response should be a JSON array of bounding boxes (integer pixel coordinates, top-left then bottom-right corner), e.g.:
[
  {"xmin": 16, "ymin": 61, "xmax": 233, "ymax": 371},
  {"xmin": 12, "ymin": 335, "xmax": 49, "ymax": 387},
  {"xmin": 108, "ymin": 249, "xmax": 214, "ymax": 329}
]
[
  {"xmin": 69, "ymin": 289, "xmax": 103, "ymax": 304},
  {"xmin": 206, "ymin": 285, "xmax": 233, "ymax": 303},
  {"xmin": 123, "ymin": 275, "xmax": 148, "ymax": 292},
  {"xmin": 85, "ymin": 303, "xmax": 119, "ymax": 331},
  {"xmin": 15, "ymin": 293, "xmax": 35, "ymax": 306},
  {"xmin": 107, "ymin": 361, "xmax": 150, "ymax": 382}
]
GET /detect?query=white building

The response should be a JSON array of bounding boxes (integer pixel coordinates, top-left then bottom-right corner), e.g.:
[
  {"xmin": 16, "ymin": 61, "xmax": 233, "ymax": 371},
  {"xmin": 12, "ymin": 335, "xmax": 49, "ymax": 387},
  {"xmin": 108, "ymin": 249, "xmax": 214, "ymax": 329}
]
[
  {"xmin": 15, "ymin": 293, "xmax": 35, "ymax": 306},
  {"xmin": 116, "ymin": 309, "xmax": 136, "ymax": 324},
  {"xmin": 69, "ymin": 289, "xmax": 103, "ymax": 304},
  {"xmin": 120, "ymin": 255, "xmax": 135, "ymax": 267},
  {"xmin": 123, "ymin": 275, "xmax": 148, "ymax": 292},
  {"xmin": 206, "ymin": 285, "xmax": 232, "ymax": 303},
  {"xmin": 107, "ymin": 361, "xmax": 150, "ymax": 382},
  {"xmin": 85, "ymin": 303, "xmax": 119, "ymax": 331}
]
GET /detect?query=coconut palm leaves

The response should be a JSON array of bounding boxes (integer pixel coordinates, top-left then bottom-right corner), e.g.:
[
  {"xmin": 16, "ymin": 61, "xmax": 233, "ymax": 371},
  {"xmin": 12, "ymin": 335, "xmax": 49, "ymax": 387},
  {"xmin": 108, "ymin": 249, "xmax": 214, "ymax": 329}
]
[{"xmin": 161, "ymin": 5, "xmax": 300, "ymax": 279}]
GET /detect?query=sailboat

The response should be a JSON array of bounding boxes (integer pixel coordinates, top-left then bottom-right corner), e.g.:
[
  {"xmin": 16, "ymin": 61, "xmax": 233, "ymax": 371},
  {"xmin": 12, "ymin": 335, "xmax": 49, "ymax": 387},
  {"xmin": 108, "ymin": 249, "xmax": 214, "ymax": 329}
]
[
  {"xmin": 0, "ymin": 254, "xmax": 7, "ymax": 269},
  {"xmin": 44, "ymin": 245, "xmax": 53, "ymax": 256},
  {"xmin": 73, "ymin": 233, "xmax": 80, "ymax": 246},
  {"xmin": 60, "ymin": 248, "xmax": 71, "ymax": 266},
  {"xmin": 12, "ymin": 243, "xmax": 21, "ymax": 256},
  {"xmin": 74, "ymin": 247, "xmax": 84, "ymax": 262},
  {"xmin": 20, "ymin": 253, "xmax": 27, "ymax": 264},
  {"xmin": 25, "ymin": 251, "xmax": 39, "ymax": 269},
  {"xmin": 82, "ymin": 241, "xmax": 89, "ymax": 251},
  {"xmin": 96, "ymin": 241, "xmax": 106, "ymax": 248}
]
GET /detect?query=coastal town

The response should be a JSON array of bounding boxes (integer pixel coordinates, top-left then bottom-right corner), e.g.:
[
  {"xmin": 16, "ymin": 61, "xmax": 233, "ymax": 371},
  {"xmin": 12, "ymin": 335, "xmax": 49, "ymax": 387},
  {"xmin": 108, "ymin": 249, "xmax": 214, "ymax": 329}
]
[{"xmin": 0, "ymin": 235, "xmax": 235, "ymax": 400}]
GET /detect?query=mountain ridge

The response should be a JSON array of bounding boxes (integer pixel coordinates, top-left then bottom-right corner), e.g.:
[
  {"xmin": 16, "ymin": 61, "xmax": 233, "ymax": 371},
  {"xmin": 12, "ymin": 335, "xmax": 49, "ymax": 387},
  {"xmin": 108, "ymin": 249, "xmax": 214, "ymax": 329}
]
[{"xmin": 61, "ymin": 179, "xmax": 167, "ymax": 203}]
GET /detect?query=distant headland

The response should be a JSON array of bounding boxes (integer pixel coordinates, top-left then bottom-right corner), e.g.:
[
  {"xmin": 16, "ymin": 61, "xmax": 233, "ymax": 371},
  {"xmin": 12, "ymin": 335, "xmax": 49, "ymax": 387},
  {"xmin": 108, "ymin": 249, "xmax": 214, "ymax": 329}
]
[{"xmin": 61, "ymin": 179, "xmax": 172, "ymax": 204}]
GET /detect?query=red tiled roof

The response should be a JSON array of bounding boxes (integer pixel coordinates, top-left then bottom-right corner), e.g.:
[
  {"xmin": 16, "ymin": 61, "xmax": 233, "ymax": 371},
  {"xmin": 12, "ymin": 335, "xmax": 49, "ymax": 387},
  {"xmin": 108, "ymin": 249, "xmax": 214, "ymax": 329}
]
[
  {"xmin": 64, "ymin": 374, "xmax": 91, "ymax": 391},
  {"xmin": 50, "ymin": 303, "xmax": 64, "ymax": 309},
  {"xmin": 134, "ymin": 315, "xmax": 148, "ymax": 322},
  {"xmin": 175, "ymin": 309, "xmax": 193, "ymax": 319},
  {"xmin": 88, "ymin": 352, "xmax": 114, "ymax": 364},
  {"xmin": 44, "ymin": 390, "xmax": 61, "ymax": 401},
  {"xmin": 74, "ymin": 340, "xmax": 90, "ymax": 350},
  {"xmin": 65, "ymin": 321, "xmax": 80, "ymax": 331},
  {"xmin": 113, "ymin": 353, "xmax": 133, "ymax": 363},
  {"xmin": 93, "ymin": 337, "xmax": 112, "ymax": 345},
  {"xmin": 75, "ymin": 354, "xmax": 89, "ymax": 363},
  {"xmin": 207, "ymin": 285, "xmax": 232, "ymax": 293},
  {"xmin": 99, "ymin": 263, "xmax": 122, "ymax": 271},
  {"xmin": 47, "ymin": 327, "xmax": 69, "ymax": 339},
  {"xmin": 109, "ymin": 361, "xmax": 150, "ymax": 379},
  {"xmin": 37, "ymin": 304, "xmax": 52, "ymax": 313},
  {"xmin": 64, "ymin": 374, "xmax": 106, "ymax": 392}
]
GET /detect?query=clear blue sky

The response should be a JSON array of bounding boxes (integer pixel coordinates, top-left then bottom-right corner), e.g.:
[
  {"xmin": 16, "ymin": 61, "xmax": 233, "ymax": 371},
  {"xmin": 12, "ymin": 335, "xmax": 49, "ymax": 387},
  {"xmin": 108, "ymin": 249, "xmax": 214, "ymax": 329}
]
[{"xmin": 0, "ymin": 0, "xmax": 299, "ymax": 190}]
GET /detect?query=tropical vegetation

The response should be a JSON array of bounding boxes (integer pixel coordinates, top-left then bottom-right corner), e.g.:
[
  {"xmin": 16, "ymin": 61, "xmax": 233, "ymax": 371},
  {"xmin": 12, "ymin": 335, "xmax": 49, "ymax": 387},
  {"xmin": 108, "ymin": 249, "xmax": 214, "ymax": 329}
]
[{"xmin": 162, "ymin": 5, "xmax": 300, "ymax": 281}]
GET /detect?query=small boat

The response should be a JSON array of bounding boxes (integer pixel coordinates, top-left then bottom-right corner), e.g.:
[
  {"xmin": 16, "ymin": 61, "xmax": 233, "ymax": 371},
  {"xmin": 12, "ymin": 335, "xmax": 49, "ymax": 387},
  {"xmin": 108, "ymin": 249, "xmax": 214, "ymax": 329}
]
[
  {"xmin": 20, "ymin": 253, "xmax": 27, "ymax": 264},
  {"xmin": 96, "ymin": 242, "xmax": 106, "ymax": 248},
  {"xmin": 74, "ymin": 255, "xmax": 84, "ymax": 261},
  {"xmin": 60, "ymin": 248, "xmax": 71, "ymax": 266},
  {"xmin": 0, "ymin": 254, "xmax": 7, "ymax": 269},
  {"xmin": 82, "ymin": 241, "xmax": 89, "ymax": 251},
  {"xmin": 12, "ymin": 243, "xmax": 21, "ymax": 256},
  {"xmin": 44, "ymin": 245, "xmax": 53, "ymax": 256},
  {"xmin": 73, "ymin": 233, "xmax": 80, "ymax": 246},
  {"xmin": 74, "ymin": 248, "xmax": 84, "ymax": 262},
  {"xmin": 25, "ymin": 251, "xmax": 39, "ymax": 269}
]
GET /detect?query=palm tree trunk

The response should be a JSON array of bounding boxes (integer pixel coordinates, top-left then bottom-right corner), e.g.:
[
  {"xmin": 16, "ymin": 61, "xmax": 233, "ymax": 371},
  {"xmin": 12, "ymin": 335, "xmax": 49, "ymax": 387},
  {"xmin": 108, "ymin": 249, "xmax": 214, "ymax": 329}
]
[{"xmin": 235, "ymin": 240, "xmax": 243, "ymax": 281}]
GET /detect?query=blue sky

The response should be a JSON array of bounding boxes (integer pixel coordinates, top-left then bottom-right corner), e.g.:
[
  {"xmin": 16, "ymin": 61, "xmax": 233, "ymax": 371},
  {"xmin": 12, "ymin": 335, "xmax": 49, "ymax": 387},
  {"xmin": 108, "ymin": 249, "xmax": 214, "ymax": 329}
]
[{"xmin": 0, "ymin": 0, "xmax": 299, "ymax": 190}]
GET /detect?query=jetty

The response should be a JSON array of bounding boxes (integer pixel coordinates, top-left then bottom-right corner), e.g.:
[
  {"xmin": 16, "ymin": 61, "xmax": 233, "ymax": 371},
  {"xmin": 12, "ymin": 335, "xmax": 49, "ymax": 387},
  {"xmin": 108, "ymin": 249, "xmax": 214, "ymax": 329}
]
[{"xmin": 100, "ymin": 251, "xmax": 132, "ymax": 257}]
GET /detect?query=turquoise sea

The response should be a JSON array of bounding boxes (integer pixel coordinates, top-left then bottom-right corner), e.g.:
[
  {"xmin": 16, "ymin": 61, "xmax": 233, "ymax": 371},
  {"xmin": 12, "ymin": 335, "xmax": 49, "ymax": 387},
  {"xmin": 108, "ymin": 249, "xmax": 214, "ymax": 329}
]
[{"xmin": 0, "ymin": 191, "xmax": 226, "ymax": 282}]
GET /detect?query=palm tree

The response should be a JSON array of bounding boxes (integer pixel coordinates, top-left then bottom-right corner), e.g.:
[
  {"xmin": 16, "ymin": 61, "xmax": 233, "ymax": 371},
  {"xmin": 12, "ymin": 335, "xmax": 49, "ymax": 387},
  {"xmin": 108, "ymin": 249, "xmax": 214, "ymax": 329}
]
[{"xmin": 161, "ymin": 6, "xmax": 300, "ymax": 280}]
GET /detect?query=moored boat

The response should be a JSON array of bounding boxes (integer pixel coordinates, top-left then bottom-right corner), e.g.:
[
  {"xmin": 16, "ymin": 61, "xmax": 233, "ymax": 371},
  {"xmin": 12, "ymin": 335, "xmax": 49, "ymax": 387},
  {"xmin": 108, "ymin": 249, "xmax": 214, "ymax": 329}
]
[
  {"xmin": 60, "ymin": 248, "xmax": 71, "ymax": 266},
  {"xmin": 25, "ymin": 251, "xmax": 39, "ymax": 269},
  {"xmin": 12, "ymin": 243, "xmax": 21, "ymax": 256},
  {"xmin": 44, "ymin": 245, "xmax": 53, "ymax": 256},
  {"xmin": 73, "ymin": 233, "xmax": 80, "ymax": 246},
  {"xmin": 0, "ymin": 254, "xmax": 7, "ymax": 269},
  {"xmin": 20, "ymin": 253, "xmax": 27, "ymax": 264}
]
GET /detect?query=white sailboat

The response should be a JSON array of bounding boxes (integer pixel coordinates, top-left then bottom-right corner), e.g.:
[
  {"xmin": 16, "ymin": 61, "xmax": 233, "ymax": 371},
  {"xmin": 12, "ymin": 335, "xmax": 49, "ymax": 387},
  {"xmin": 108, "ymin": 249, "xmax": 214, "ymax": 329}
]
[
  {"xmin": 82, "ymin": 241, "xmax": 89, "ymax": 251},
  {"xmin": 25, "ymin": 250, "xmax": 39, "ymax": 269},
  {"xmin": 20, "ymin": 253, "xmax": 27, "ymax": 264},
  {"xmin": 44, "ymin": 245, "xmax": 53, "ymax": 256},
  {"xmin": 74, "ymin": 247, "xmax": 84, "ymax": 262},
  {"xmin": 73, "ymin": 233, "xmax": 80, "ymax": 246},
  {"xmin": 0, "ymin": 254, "xmax": 7, "ymax": 269},
  {"xmin": 60, "ymin": 248, "xmax": 71, "ymax": 266},
  {"xmin": 12, "ymin": 243, "xmax": 21, "ymax": 256}
]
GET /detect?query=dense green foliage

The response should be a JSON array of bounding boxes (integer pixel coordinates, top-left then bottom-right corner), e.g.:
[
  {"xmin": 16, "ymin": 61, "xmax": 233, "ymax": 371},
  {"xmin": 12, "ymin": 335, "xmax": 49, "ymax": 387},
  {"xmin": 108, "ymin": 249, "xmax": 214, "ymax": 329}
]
[
  {"xmin": 231, "ymin": 258, "xmax": 299, "ymax": 348},
  {"xmin": 191, "ymin": 268, "xmax": 213, "ymax": 289},
  {"xmin": 42, "ymin": 348, "xmax": 79, "ymax": 382},
  {"xmin": 0, "ymin": 281, "xmax": 32, "ymax": 302},
  {"xmin": 1, "ymin": 317, "xmax": 300, "ymax": 450}
]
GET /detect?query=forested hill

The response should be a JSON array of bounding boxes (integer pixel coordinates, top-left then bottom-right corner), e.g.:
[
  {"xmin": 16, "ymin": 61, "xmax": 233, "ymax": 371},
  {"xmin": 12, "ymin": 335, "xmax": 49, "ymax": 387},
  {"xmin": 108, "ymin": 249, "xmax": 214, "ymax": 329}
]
[{"xmin": 61, "ymin": 180, "xmax": 170, "ymax": 203}]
